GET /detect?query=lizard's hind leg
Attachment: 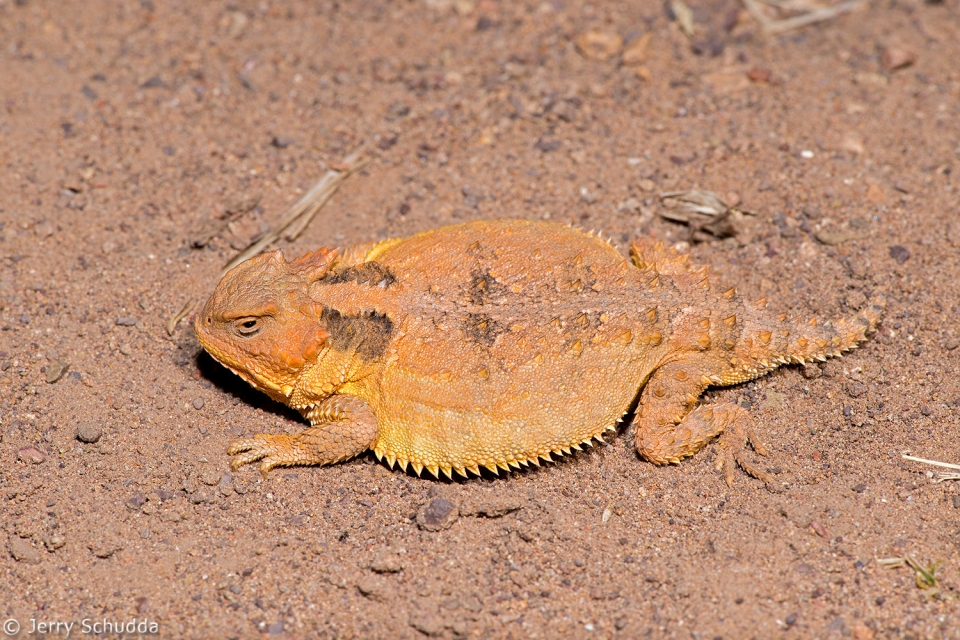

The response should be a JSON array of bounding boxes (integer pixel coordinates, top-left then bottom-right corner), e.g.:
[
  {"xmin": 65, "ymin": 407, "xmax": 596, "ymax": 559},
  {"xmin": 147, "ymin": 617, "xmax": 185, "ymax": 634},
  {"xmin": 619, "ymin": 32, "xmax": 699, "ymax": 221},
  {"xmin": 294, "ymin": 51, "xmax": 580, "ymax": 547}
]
[{"xmin": 633, "ymin": 360, "xmax": 772, "ymax": 486}]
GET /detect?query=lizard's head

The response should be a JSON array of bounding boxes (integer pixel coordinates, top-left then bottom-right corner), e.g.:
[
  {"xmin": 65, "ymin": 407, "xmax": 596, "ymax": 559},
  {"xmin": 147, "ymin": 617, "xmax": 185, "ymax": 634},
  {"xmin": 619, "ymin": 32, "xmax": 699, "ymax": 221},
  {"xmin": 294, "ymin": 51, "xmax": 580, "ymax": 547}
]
[{"xmin": 195, "ymin": 248, "xmax": 338, "ymax": 402}]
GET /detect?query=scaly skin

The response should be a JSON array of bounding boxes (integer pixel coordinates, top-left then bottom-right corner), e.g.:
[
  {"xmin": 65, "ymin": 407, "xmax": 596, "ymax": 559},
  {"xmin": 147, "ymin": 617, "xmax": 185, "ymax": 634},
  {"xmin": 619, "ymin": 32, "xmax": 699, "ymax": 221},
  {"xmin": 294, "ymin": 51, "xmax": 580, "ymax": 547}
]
[{"xmin": 194, "ymin": 219, "xmax": 884, "ymax": 485}]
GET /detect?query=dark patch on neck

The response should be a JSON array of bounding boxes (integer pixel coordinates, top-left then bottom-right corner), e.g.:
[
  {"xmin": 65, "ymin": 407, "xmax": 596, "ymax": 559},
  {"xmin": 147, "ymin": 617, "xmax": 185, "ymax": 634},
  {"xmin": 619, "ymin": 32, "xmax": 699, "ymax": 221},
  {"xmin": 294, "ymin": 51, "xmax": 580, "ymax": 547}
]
[
  {"xmin": 463, "ymin": 313, "xmax": 505, "ymax": 347},
  {"xmin": 468, "ymin": 268, "xmax": 506, "ymax": 305},
  {"xmin": 324, "ymin": 262, "xmax": 396, "ymax": 288},
  {"xmin": 321, "ymin": 306, "xmax": 394, "ymax": 359}
]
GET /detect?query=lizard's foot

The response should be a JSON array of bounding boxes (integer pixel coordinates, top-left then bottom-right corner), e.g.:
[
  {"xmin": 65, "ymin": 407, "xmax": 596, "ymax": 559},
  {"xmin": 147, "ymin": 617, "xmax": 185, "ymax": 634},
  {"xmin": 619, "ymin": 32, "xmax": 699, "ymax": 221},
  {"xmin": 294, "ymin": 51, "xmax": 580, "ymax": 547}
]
[
  {"xmin": 694, "ymin": 403, "xmax": 773, "ymax": 487},
  {"xmin": 228, "ymin": 395, "xmax": 379, "ymax": 477},
  {"xmin": 228, "ymin": 434, "xmax": 316, "ymax": 477},
  {"xmin": 635, "ymin": 392, "xmax": 773, "ymax": 486}
]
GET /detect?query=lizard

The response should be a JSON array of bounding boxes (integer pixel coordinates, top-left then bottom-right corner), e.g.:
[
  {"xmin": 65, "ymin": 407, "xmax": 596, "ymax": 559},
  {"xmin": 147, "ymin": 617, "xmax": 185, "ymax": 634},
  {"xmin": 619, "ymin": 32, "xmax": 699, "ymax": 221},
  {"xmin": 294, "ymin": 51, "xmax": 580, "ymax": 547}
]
[{"xmin": 194, "ymin": 218, "xmax": 884, "ymax": 485}]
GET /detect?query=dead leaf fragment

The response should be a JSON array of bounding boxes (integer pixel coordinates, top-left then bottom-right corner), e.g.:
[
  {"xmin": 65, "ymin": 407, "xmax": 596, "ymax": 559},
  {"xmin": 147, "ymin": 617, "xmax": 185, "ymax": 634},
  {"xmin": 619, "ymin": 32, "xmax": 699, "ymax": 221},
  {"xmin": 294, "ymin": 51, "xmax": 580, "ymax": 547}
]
[
  {"xmin": 671, "ymin": 0, "xmax": 695, "ymax": 37},
  {"xmin": 621, "ymin": 32, "xmax": 652, "ymax": 66},
  {"xmin": 575, "ymin": 31, "xmax": 623, "ymax": 61}
]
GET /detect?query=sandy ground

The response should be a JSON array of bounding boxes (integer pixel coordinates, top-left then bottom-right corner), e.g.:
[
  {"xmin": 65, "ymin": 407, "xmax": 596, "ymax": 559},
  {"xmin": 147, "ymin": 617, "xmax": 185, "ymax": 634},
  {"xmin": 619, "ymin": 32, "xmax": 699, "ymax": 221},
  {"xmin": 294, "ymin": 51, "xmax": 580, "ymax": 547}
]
[{"xmin": 2, "ymin": 0, "xmax": 959, "ymax": 638}]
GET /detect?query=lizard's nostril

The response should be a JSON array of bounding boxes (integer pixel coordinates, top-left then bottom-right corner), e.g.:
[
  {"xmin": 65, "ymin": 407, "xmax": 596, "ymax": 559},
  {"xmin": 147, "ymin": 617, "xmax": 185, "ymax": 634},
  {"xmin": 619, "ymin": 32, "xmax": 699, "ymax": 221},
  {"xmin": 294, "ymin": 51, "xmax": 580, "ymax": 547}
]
[{"xmin": 206, "ymin": 316, "xmax": 212, "ymax": 325}]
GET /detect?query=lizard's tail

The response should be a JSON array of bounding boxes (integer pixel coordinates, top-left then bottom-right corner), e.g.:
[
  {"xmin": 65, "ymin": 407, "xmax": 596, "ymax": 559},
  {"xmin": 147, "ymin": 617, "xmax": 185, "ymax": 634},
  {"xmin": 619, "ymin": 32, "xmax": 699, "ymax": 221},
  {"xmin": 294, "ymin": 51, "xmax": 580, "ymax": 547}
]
[
  {"xmin": 714, "ymin": 294, "xmax": 886, "ymax": 386},
  {"xmin": 725, "ymin": 294, "xmax": 886, "ymax": 383}
]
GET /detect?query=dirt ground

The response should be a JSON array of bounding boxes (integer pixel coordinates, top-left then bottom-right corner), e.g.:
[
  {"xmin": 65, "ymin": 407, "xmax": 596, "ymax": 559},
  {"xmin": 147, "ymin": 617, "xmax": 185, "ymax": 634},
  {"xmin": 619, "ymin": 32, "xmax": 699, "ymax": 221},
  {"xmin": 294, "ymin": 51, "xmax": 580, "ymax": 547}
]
[{"xmin": 2, "ymin": 0, "xmax": 959, "ymax": 638}]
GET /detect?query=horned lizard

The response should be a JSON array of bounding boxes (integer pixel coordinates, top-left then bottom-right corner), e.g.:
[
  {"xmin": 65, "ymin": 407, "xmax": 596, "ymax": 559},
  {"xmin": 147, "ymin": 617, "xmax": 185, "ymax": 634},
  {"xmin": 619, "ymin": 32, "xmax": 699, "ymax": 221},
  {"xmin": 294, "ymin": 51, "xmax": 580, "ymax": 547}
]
[{"xmin": 195, "ymin": 218, "xmax": 884, "ymax": 485}]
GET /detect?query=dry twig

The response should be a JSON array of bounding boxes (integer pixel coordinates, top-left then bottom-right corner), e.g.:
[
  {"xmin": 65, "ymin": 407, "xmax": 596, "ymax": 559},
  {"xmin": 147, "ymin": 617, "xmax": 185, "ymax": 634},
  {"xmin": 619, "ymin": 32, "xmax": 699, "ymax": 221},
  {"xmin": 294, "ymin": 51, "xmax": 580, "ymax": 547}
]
[
  {"xmin": 166, "ymin": 298, "xmax": 197, "ymax": 336},
  {"xmin": 222, "ymin": 142, "xmax": 370, "ymax": 275},
  {"xmin": 901, "ymin": 454, "xmax": 960, "ymax": 483},
  {"xmin": 741, "ymin": 0, "xmax": 866, "ymax": 34}
]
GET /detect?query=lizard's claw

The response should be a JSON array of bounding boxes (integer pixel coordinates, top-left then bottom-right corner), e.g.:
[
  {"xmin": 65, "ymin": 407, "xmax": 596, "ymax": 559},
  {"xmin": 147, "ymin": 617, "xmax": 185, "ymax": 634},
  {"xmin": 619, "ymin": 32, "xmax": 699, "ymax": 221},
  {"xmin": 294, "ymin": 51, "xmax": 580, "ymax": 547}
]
[
  {"xmin": 227, "ymin": 434, "xmax": 301, "ymax": 477},
  {"xmin": 713, "ymin": 419, "xmax": 773, "ymax": 487}
]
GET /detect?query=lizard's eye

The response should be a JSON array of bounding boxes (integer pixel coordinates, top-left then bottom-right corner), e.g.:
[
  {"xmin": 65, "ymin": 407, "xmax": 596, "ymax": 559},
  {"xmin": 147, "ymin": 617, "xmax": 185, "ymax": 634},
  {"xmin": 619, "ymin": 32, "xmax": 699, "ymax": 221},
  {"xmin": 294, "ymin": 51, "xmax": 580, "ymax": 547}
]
[{"xmin": 235, "ymin": 318, "xmax": 261, "ymax": 337}]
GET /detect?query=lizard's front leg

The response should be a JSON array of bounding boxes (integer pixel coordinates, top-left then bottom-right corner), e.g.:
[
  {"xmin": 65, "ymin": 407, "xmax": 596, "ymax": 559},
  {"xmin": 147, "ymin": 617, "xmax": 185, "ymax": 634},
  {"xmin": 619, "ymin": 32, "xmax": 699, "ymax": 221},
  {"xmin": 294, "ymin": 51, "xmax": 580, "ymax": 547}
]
[
  {"xmin": 227, "ymin": 395, "xmax": 378, "ymax": 477},
  {"xmin": 633, "ymin": 360, "xmax": 772, "ymax": 486}
]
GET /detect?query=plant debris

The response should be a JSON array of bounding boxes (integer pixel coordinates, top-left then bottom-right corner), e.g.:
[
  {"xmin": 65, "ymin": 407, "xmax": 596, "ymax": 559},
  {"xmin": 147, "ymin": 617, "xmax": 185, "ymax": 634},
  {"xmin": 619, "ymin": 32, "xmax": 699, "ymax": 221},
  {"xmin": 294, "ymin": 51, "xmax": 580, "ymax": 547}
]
[
  {"xmin": 166, "ymin": 298, "xmax": 197, "ymax": 336},
  {"xmin": 658, "ymin": 189, "xmax": 751, "ymax": 242},
  {"xmin": 877, "ymin": 555, "xmax": 943, "ymax": 599},
  {"xmin": 901, "ymin": 454, "xmax": 960, "ymax": 483},
  {"xmin": 222, "ymin": 142, "xmax": 370, "ymax": 275},
  {"xmin": 740, "ymin": 0, "xmax": 867, "ymax": 35}
]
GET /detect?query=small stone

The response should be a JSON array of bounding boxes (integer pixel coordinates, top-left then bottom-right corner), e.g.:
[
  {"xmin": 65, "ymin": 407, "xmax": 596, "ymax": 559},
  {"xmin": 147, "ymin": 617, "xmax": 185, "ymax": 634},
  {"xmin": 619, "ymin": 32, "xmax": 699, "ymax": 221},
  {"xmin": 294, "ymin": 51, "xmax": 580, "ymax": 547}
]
[
  {"xmin": 76, "ymin": 423, "xmax": 102, "ymax": 443},
  {"xmin": 139, "ymin": 528, "xmax": 151, "ymax": 539},
  {"xmin": 845, "ymin": 382, "xmax": 867, "ymax": 398},
  {"xmin": 45, "ymin": 360, "xmax": 68, "ymax": 383},
  {"xmin": 118, "ymin": 343, "xmax": 132, "ymax": 356},
  {"xmin": 747, "ymin": 67, "xmax": 771, "ymax": 83},
  {"xmin": 192, "ymin": 397, "xmax": 205, "ymax": 410},
  {"xmin": 575, "ymin": 31, "xmax": 623, "ymax": 61},
  {"xmin": 410, "ymin": 611, "xmax": 445, "ymax": 637},
  {"xmin": 267, "ymin": 621, "xmax": 284, "ymax": 635},
  {"xmin": 828, "ymin": 617, "xmax": 847, "ymax": 635},
  {"xmin": 369, "ymin": 551, "xmax": 404, "ymax": 573},
  {"xmin": 638, "ymin": 179, "xmax": 656, "ymax": 192},
  {"xmin": 889, "ymin": 245, "xmax": 910, "ymax": 264},
  {"xmin": 621, "ymin": 32, "xmax": 651, "ymax": 66},
  {"xmin": 952, "ymin": 495, "xmax": 960, "ymax": 509},
  {"xmin": 17, "ymin": 446, "xmax": 45, "ymax": 464},
  {"xmin": 88, "ymin": 536, "xmax": 123, "ymax": 559},
  {"xmin": 866, "ymin": 183, "xmax": 885, "ymax": 203},
  {"xmin": 200, "ymin": 468, "xmax": 221, "ymax": 486},
  {"xmin": 920, "ymin": 405, "xmax": 933, "ymax": 416},
  {"xmin": 43, "ymin": 533, "xmax": 66, "ymax": 552},
  {"xmin": 357, "ymin": 576, "xmax": 387, "ymax": 600},
  {"xmin": 116, "ymin": 316, "xmax": 138, "ymax": 326},
  {"xmin": 417, "ymin": 498, "xmax": 459, "ymax": 531},
  {"xmin": 271, "ymin": 135, "xmax": 294, "ymax": 149},
  {"xmin": 852, "ymin": 484, "xmax": 867, "ymax": 493},
  {"xmin": 126, "ymin": 493, "xmax": 147, "ymax": 510},
  {"xmin": 8, "ymin": 535, "xmax": 42, "ymax": 564},
  {"xmin": 875, "ymin": 596, "xmax": 885, "ymax": 605},
  {"xmin": 852, "ymin": 621, "xmax": 876, "ymax": 640},
  {"xmin": 945, "ymin": 338, "xmax": 959, "ymax": 350},
  {"xmin": 800, "ymin": 363, "xmax": 822, "ymax": 379},
  {"xmin": 880, "ymin": 44, "xmax": 916, "ymax": 72}
]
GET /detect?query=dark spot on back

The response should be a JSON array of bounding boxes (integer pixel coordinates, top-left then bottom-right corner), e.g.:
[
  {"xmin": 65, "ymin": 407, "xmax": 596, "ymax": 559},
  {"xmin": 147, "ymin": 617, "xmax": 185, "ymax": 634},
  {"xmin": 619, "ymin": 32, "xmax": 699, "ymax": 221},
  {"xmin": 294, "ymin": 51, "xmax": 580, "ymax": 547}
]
[
  {"xmin": 468, "ymin": 268, "xmax": 505, "ymax": 305},
  {"xmin": 325, "ymin": 262, "xmax": 396, "ymax": 288},
  {"xmin": 463, "ymin": 313, "xmax": 505, "ymax": 347},
  {"xmin": 321, "ymin": 307, "xmax": 394, "ymax": 359}
]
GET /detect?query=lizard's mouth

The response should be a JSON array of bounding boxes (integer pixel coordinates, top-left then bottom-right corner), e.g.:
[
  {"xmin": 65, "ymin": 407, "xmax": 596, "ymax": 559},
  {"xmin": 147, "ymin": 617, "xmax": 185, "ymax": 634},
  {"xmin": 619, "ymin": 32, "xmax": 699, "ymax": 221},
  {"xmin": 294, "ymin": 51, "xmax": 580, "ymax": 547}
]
[{"xmin": 194, "ymin": 323, "xmax": 285, "ymax": 397}]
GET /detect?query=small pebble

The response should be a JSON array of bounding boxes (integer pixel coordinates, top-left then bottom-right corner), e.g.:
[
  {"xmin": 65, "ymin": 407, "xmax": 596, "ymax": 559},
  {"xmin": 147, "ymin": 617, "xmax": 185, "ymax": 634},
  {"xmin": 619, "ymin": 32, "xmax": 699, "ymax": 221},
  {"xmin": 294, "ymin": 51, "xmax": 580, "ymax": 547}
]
[
  {"xmin": 77, "ymin": 423, "xmax": 102, "ymax": 443},
  {"xmin": 952, "ymin": 495, "xmax": 960, "ymax": 509},
  {"xmin": 945, "ymin": 338, "xmax": 959, "ymax": 350},
  {"xmin": 881, "ymin": 44, "xmax": 916, "ymax": 71},
  {"xmin": 45, "ymin": 360, "xmax": 68, "ymax": 383},
  {"xmin": 43, "ymin": 534, "xmax": 66, "ymax": 551},
  {"xmin": 920, "ymin": 405, "xmax": 933, "ymax": 417},
  {"xmin": 192, "ymin": 397, "xmax": 205, "ymax": 410},
  {"xmin": 7, "ymin": 535, "xmax": 42, "ymax": 564},
  {"xmin": 116, "ymin": 316, "xmax": 138, "ymax": 326},
  {"xmin": 888, "ymin": 245, "xmax": 910, "ymax": 264},
  {"xmin": 852, "ymin": 484, "xmax": 867, "ymax": 493},
  {"xmin": 119, "ymin": 344, "xmax": 132, "ymax": 356},
  {"xmin": 575, "ymin": 30, "xmax": 623, "ymax": 61},
  {"xmin": 417, "ymin": 498, "xmax": 459, "ymax": 532},
  {"xmin": 17, "ymin": 446, "xmax": 46, "ymax": 464}
]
